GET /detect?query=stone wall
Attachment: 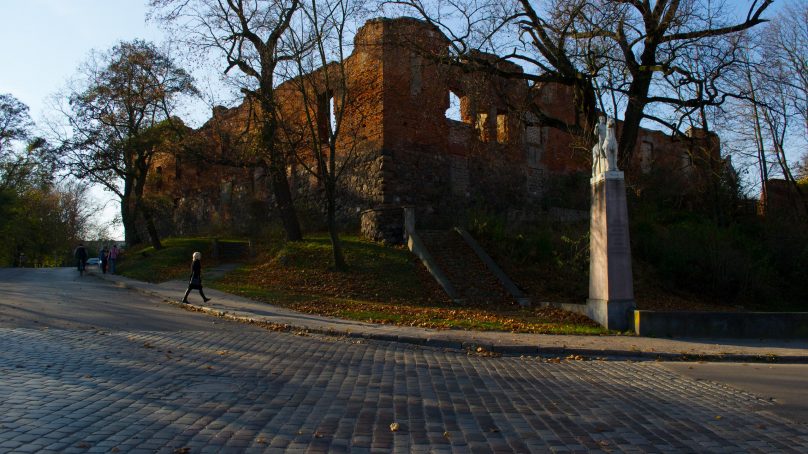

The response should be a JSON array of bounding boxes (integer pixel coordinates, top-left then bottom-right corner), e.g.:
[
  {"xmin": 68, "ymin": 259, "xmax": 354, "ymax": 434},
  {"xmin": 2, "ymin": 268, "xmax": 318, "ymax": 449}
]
[{"xmin": 143, "ymin": 16, "xmax": 724, "ymax": 244}]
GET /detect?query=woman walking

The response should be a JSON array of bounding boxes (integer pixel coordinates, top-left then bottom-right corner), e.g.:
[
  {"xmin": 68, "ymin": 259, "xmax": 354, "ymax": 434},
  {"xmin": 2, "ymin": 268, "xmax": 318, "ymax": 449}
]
[{"xmin": 182, "ymin": 252, "xmax": 211, "ymax": 303}]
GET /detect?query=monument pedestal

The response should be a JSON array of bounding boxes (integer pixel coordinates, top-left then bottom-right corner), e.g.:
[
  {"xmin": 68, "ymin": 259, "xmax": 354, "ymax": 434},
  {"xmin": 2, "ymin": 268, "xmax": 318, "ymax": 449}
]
[{"xmin": 587, "ymin": 171, "xmax": 635, "ymax": 330}]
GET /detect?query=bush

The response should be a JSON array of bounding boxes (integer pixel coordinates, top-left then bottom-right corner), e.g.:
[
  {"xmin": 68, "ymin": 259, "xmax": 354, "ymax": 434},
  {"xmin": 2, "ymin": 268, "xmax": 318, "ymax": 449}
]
[
  {"xmin": 468, "ymin": 210, "xmax": 589, "ymax": 303},
  {"xmin": 470, "ymin": 202, "xmax": 807, "ymax": 311},
  {"xmin": 632, "ymin": 207, "xmax": 806, "ymax": 310}
]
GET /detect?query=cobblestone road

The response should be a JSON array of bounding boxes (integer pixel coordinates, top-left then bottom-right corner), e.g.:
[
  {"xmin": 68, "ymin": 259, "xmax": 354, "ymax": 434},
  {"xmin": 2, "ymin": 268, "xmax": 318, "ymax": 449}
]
[{"xmin": 2, "ymin": 327, "xmax": 807, "ymax": 453}]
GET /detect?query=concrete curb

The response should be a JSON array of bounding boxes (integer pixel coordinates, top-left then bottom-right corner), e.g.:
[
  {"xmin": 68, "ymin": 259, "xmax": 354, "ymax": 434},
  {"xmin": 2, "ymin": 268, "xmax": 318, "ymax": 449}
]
[
  {"xmin": 171, "ymin": 301, "xmax": 808, "ymax": 363},
  {"xmin": 635, "ymin": 310, "xmax": 808, "ymax": 339},
  {"xmin": 97, "ymin": 273, "xmax": 808, "ymax": 363}
]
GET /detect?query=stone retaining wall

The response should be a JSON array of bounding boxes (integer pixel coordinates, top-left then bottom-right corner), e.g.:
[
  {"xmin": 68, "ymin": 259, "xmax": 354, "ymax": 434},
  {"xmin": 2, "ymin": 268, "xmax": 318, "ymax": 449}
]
[{"xmin": 635, "ymin": 311, "xmax": 808, "ymax": 339}]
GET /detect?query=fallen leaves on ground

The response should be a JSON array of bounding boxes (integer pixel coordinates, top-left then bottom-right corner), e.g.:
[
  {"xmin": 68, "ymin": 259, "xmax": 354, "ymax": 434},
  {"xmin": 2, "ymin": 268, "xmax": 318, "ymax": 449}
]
[{"xmin": 214, "ymin": 237, "xmax": 604, "ymax": 334}]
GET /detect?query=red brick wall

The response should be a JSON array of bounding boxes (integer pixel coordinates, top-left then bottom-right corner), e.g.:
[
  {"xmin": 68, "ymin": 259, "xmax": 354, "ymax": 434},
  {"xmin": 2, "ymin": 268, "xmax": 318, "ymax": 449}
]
[{"xmin": 144, "ymin": 17, "xmax": 724, "ymax": 240}]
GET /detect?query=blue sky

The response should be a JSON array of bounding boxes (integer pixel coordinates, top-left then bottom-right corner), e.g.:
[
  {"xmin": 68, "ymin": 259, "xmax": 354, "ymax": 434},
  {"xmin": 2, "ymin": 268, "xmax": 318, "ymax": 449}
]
[
  {"xmin": 1, "ymin": 1, "xmax": 171, "ymax": 240},
  {"xmin": 0, "ymin": 0, "xmax": 793, "ymax": 237},
  {"xmin": 0, "ymin": 1, "xmax": 168, "ymax": 122}
]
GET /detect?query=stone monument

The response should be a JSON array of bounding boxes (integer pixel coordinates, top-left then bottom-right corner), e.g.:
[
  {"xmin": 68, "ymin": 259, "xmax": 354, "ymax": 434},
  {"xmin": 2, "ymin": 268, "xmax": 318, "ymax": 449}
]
[
  {"xmin": 587, "ymin": 117, "xmax": 635, "ymax": 330},
  {"xmin": 591, "ymin": 116, "xmax": 608, "ymax": 177}
]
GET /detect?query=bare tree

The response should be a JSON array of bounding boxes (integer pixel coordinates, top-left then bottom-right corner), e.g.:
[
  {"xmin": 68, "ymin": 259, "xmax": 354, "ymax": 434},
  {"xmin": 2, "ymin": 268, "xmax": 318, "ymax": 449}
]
[
  {"xmin": 573, "ymin": 0, "xmax": 772, "ymax": 164},
  {"xmin": 768, "ymin": 2, "xmax": 808, "ymax": 140},
  {"xmin": 386, "ymin": 0, "xmax": 600, "ymax": 143},
  {"xmin": 390, "ymin": 0, "xmax": 773, "ymax": 168},
  {"xmin": 59, "ymin": 40, "xmax": 197, "ymax": 248},
  {"xmin": 150, "ymin": 0, "xmax": 307, "ymax": 241},
  {"xmin": 719, "ymin": 2, "xmax": 808, "ymax": 216},
  {"xmin": 279, "ymin": 0, "xmax": 366, "ymax": 269}
]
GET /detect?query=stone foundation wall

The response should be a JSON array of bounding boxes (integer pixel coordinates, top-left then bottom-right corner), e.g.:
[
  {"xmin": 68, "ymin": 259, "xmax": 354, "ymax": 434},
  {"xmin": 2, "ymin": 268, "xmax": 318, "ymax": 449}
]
[{"xmin": 360, "ymin": 205, "xmax": 404, "ymax": 244}]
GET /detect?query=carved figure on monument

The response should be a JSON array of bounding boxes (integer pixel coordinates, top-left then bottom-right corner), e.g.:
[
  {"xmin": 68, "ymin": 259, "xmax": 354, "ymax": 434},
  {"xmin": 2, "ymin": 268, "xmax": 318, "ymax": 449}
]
[
  {"xmin": 591, "ymin": 116, "xmax": 608, "ymax": 178},
  {"xmin": 604, "ymin": 117, "xmax": 619, "ymax": 172},
  {"xmin": 587, "ymin": 114, "xmax": 634, "ymax": 331}
]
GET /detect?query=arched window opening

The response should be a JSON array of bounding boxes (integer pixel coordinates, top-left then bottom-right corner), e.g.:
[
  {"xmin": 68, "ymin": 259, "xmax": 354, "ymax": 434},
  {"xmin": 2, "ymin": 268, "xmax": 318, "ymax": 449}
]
[
  {"xmin": 496, "ymin": 112, "xmax": 509, "ymax": 144},
  {"xmin": 475, "ymin": 112, "xmax": 490, "ymax": 142},
  {"xmin": 445, "ymin": 91, "xmax": 462, "ymax": 122},
  {"xmin": 330, "ymin": 95, "xmax": 338, "ymax": 137},
  {"xmin": 317, "ymin": 91, "xmax": 335, "ymax": 141}
]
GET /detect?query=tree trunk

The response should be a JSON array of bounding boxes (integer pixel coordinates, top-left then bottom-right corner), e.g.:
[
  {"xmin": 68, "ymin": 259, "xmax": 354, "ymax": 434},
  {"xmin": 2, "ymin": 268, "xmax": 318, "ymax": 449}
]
[
  {"xmin": 326, "ymin": 183, "xmax": 346, "ymax": 271},
  {"xmin": 140, "ymin": 206, "xmax": 163, "ymax": 250},
  {"xmin": 618, "ymin": 73, "xmax": 653, "ymax": 170},
  {"xmin": 130, "ymin": 156, "xmax": 162, "ymax": 249},
  {"xmin": 747, "ymin": 72, "xmax": 770, "ymax": 214},
  {"xmin": 751, "ymin": 102, "xmax": 770, "ymax": 214},
  {"xmin": 260, "ymin": 95, "xmax": 303, "ymax": 242},
  {"xmin": 121, "ymin": 196, "xmax": 140, "ymax": 245},
  {"xmin": 269, "ymin": 164, "xmax": 303, "ymax": 241},
  {"xmin": 573, "ymin": 79, "xmax": 598, "ymax": 148}
]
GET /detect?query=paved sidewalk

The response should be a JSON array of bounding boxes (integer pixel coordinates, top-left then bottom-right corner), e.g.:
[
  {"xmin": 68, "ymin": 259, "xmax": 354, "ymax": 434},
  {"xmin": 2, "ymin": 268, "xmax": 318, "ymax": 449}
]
[{"xmin": 94, "ymin": 269, "xmax": 808, "ymax": 362}]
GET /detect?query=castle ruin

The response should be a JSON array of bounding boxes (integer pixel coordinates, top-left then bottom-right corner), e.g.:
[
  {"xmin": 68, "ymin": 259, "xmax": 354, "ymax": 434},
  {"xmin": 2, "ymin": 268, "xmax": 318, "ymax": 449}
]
[{"xmin": 146, "ymin": 17, "xmax": 721, "ymax": 242}]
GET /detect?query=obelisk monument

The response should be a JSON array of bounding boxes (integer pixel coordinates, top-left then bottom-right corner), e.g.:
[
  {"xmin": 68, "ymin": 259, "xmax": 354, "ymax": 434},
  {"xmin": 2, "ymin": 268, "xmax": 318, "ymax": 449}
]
[{"xmin": 587, "ymin": 117, "xmax": 635, "ymax": 330}]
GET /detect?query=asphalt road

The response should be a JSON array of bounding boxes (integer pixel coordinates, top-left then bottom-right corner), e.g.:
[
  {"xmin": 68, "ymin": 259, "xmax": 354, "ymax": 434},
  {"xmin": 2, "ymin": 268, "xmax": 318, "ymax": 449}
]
[
  {"xmin": 0, "ymin": 267, "xmax": 806, "ymax": 453},
  {"xmin": 663, "ymin": 362, "xmax": 808, "ymax": 425},
  {"xmin": 0, "ymin": 267, "xmax": 250, "ymax": 331}
]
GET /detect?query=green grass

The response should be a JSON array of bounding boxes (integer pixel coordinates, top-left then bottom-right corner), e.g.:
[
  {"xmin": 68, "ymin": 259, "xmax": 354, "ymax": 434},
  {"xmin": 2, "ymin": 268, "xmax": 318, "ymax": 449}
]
[
  {"xmin": 213, "ymin": 279, "xmax": 311, "ymax": 304},
  {"xmin": 119, "ymin": 234, "xmax": 609, "ymax": 335},
  {"xmin": 274, "ymin": 234, "xmax": 428, "ymax": 300},
  {"xmin": 117, "ymin": 237, "xmax": 247, "ymax": 283}
]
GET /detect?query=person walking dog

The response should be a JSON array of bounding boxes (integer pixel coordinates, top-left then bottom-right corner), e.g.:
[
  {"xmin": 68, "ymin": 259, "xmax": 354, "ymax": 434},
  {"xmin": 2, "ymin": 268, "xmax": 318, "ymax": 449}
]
[{"xmin": 182, "ymin": 251, "xmax": 211, "ymax": 303}]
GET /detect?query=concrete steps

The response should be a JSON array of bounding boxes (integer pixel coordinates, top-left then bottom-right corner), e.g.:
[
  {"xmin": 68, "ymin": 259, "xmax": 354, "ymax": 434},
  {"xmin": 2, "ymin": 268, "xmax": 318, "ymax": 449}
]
[{"xmin": 417, "ymin": 229, "xmax": 516, "ymax": 306}]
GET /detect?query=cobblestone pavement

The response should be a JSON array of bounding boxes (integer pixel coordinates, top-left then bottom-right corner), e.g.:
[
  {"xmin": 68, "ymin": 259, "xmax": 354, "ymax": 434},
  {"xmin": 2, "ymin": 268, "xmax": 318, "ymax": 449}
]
[{"xmin": 2, "ymin": 327, "xmax": 807, "ymax": 454}]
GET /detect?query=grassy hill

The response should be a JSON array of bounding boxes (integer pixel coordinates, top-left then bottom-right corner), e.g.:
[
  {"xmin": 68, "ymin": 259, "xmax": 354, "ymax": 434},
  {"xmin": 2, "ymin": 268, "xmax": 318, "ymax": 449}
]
[{"xmin": 118, "ymin": 234, "xmax": 606, "ymax": 335}]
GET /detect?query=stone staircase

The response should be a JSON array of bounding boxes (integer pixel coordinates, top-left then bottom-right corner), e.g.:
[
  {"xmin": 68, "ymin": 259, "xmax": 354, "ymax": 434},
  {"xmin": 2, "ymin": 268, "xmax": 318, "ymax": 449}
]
[{"xmin": 417, "ymin": 229, "xmax": 515, "ymax": 306}]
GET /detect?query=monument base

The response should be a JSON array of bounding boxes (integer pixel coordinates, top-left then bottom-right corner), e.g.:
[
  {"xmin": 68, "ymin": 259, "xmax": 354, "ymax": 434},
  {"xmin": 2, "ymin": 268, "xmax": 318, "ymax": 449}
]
[
  {"xmin": 587, "ymin": 298, "xmax": 635, "ymax": 331},
  {"xmin": 588, "ymin": 172, "xmax": 635, "ymax": 331}
]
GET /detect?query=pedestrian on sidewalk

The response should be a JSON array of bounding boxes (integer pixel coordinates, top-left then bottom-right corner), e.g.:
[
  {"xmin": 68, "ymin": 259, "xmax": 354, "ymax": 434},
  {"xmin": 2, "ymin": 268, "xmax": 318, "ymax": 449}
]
[
  {"xmin": 108, "ymin": 244, "xmax": 118, "ymax": 274},
  {"xmin": 182, "ymin": 251, "xmax": 211, "ymax": 304},
  {"xmin": 100, "ymin": 246, "xmax": 109, "ymax": 274}
]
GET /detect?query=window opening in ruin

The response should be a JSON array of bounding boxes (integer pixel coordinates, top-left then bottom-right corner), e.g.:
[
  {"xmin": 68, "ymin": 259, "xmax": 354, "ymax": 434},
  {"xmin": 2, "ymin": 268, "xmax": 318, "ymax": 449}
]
[
  {"xmin": 445, "ymin": 91, "xmax": 462, "ymax": 122},
  {"xmin": 496, "ymin": 112, "xmax": 509, "ymax": 144},
  {"xmin": 681, "ymin": 150, "xmax": 694, "ymax": 175},
  {"xmin": 330, "ymin": 96, "xmax": 337, "ymax": 137},
  {"xmin": 317, "ymin": 91, "xmax": 335, "ymax": 141},
  {"xmin": 476, "ymin": 113, "xmax": 489, "ymax": 141}
]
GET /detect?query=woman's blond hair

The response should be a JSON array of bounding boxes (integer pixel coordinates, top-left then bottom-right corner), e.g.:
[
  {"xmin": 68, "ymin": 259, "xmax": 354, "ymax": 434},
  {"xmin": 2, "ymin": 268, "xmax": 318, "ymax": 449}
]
[{"xmin": 192, "ymin": 252, "xmax": 201, "ymax": 260}]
